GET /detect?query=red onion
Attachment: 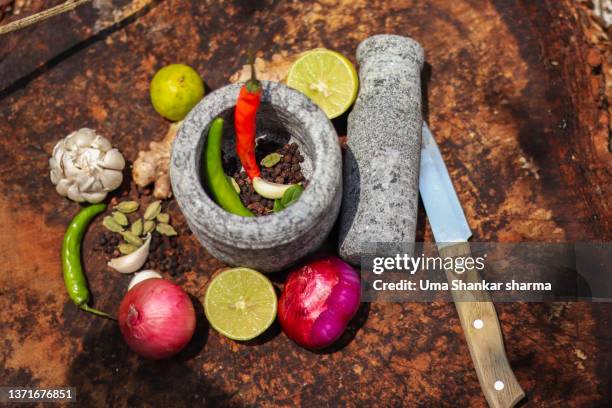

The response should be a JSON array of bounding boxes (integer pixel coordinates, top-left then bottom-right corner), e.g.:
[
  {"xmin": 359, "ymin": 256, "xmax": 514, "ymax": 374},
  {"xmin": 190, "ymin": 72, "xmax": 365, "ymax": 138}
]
[
  {"xmin": 119, "ymin": 278, "xmax": 196, "ymax": 359},
  {"xmin": 278, "ymin": 257, "xmax": 361, "ymax": 349}
]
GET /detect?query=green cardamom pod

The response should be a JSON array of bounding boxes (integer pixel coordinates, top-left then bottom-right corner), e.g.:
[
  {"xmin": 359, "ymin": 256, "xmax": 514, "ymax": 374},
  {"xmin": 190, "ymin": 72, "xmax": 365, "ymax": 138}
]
[
  {"xmin": 114, "ymin": 201, "xmax": 139, "ymax": 214},
  {"xmin": 156, "ymin": 213, "xmax": 170, "ymax": 223},
  {"xmin": 156, "ymin": 223, "xmax": 178, "ymax": 237},
  {"xmin": 112, "ymin": 211, "xmax": 129, "ymax": 226},
  {"xmin": 121, "ymin": 231, "xmax": 144, "ymax": 246},
  {"xmin": 144, "ymin": 200, "xmax": 162, "ymax": 221},
  {"xmin": 143, "ymin": 220, "xmax": 156, "ymax": 234},
  {"xmin": 102, "ymin": 216, "xmax": 124, "ymax": 232},
  {"xmin": 118, "ymin": 243, "xmax": 138, "ymax": 255},
  {"xmin": 131, "ymin": 218, "xmax": 143, "ymax": 236},
  {"xmin": 260, "ymin": 153, "xmax": 283, "ymax": 168}
]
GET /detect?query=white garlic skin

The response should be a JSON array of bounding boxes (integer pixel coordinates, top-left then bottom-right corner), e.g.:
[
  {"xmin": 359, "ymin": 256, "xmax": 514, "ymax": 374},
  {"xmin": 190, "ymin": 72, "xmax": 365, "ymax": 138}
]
[{"xmin": 49, "ymin": 128, "xmax": 126, "ymax": 203}]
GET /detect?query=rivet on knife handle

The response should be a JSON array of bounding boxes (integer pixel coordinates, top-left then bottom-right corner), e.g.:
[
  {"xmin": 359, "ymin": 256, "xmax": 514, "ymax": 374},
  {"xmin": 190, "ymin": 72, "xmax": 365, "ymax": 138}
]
[{"xmin": 440, "ymin": 242, "xmax": 525, "ymax": 408}]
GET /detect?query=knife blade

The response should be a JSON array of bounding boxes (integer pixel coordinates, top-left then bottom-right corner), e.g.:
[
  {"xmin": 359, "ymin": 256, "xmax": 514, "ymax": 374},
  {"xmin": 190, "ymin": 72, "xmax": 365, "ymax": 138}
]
[
  {"xmin": 419, "ymin": 123, "xmax": 525, "ymax": 408},
  {"xmin": 420, "ymin": 124, "xmax": 472, "ymax": 245}
]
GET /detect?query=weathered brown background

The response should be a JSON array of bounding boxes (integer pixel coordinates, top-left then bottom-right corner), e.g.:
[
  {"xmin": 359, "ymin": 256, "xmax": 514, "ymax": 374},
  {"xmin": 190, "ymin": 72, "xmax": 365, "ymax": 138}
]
[{"xmin": 0, "ymin": 0, "xmax": 610, "ymax": 406}]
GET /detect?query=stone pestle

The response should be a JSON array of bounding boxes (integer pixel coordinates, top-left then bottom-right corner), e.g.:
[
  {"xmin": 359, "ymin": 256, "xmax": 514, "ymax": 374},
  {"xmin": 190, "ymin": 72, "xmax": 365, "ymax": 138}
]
[{"xmin": 339, "ymin": 34, "xmax": 425, "ymax": 266}]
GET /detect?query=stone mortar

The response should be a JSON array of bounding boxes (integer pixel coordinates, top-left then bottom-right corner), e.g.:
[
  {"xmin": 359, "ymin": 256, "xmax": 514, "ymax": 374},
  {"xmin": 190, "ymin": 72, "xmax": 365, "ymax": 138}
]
[
  {"xmin": 339, "ymin": 35, "xmax": 425, "ymax": 265},
  {"xmin": 170, "ymin": 81, "xmax": 342, "ymax": 273}
]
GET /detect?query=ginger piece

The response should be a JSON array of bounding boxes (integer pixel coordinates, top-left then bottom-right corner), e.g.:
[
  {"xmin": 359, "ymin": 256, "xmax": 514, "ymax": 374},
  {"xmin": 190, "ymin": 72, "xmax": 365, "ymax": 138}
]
[
  {"xmin": 132, "ymin": 121, "xmax": 181, "ymax": 199},
  {"xmin": 229, "ymin": 52, "xmax": 301, "ymax": 84}
]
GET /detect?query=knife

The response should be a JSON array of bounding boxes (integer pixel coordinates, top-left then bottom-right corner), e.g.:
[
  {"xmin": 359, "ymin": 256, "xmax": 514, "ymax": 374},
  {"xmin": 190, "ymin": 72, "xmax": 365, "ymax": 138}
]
[{"xmin": 419, "ymin": 123, "xmax": 525, "ymax": 408}]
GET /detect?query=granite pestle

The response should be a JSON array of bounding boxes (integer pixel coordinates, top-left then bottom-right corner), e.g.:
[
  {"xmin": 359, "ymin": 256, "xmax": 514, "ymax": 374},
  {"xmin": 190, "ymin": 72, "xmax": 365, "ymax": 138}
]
[{"xmin": 339, "ymin": 34, "xmax": 425, "ymax": 265}]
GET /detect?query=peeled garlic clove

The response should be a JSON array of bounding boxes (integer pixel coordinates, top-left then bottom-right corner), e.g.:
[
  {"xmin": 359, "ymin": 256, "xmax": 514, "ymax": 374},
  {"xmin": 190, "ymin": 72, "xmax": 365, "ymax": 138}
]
[
  {"xmin": 252, "ymin": 177, "xmax": 295, "ymax": 199},
  {"xmin": 99, "ymin": 169, "xmax": 123, "ymax": 191},
  {"xmin": 100, "ymin": 149, "xmax": 126, "ymax": 170},
  {"xmin": 80, "ymin": 190, "xmax": 107, "ymax": 203},
  {"xmin": 127, "ymin": 270, "xmax": 162, "ymax": 291},
  {"xmin": 90, "ymin": 135, "xmax": 112, "ymax": 151},
  {"xmin": 108, "ymin": 234, "xmax": 151, "ymax": 274},
  {"xmin": 73, "ymin": 128, "xmax": 97, "ymax": 147}
]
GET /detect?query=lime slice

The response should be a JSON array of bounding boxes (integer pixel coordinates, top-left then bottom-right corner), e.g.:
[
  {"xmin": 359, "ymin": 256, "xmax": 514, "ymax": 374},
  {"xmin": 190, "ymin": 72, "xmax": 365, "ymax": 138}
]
[
  {"xmin": 204, "ymin": 267, "xmax": 277, "ymax": 341},
  {"xmin": 286, "ymin": 48, "xmax": 358, "ymax": 119}
]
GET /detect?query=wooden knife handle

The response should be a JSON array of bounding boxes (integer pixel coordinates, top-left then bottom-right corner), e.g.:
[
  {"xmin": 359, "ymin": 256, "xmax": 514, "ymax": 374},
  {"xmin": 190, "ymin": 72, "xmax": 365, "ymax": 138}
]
[{"xmin": 439, "ymin": 242, "xmax": 524, "ymax": 408}]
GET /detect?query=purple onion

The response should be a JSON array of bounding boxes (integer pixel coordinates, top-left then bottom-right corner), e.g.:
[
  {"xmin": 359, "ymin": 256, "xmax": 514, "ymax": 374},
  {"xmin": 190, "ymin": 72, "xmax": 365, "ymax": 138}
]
[{"xmin": 278, "ymin": 257, "xmax": 361, "ymax": 349}]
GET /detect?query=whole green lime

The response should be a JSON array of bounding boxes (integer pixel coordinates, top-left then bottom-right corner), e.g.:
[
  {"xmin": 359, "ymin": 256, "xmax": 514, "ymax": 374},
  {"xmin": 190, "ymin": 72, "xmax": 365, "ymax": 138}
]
[{"xmin": 150, "ymin": 64, "xmax": 205, "ymax": 121}]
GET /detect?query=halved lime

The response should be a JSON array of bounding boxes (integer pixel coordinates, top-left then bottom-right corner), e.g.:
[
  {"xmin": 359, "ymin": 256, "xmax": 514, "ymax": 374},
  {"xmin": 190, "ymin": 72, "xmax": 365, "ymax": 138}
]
[
  {"xmin": 286, "ymin": 48, "xmax": 358, "ymax": 119},
  {"xmin": 204, "ymin": 267, "xmax": 277, "ymax": 341}
]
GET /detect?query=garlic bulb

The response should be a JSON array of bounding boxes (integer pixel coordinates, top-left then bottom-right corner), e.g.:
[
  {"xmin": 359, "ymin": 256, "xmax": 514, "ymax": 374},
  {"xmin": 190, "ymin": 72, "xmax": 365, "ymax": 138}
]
[{"xmin": 49, "ymin": 128, "xmax": 126, "ymax": 203}]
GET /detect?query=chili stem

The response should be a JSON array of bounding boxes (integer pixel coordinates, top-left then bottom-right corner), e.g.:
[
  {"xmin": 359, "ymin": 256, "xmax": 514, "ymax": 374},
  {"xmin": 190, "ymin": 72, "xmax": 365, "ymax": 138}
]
[{"xmin": 81, "ymin": 304, "xmax": 116, "ymax": 320}]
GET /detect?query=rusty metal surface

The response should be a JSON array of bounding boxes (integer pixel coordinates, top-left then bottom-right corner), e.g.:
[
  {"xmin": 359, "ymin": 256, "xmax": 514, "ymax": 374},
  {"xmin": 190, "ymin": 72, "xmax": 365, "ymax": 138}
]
[{"xmin": 0, "ymin": 0, "xmax": 610, "ymax": 406}]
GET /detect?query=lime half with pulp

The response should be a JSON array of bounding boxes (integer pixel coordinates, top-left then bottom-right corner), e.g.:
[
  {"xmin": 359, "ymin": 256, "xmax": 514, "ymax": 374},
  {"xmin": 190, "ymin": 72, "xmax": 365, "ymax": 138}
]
[
  {"xmin": 286, "ymin": 48, "xmax": 358, "ymax": 119},
  {"xmin": 204, "ymin": 267, "xmax": 277, "ymax": 341}
]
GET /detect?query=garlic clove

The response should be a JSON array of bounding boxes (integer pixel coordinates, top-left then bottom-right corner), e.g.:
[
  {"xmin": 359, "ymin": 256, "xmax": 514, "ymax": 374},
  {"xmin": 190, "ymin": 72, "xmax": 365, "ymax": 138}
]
[
  {"xmin": 50, "ymin": 168, "xmax": 60, "ymax": 184},
  {"xmin": 63, "ymin": 133, "xmax": 77, "ymax": 150},
  {"xmin": 62, "ymin": 154, "xmax": 80, "ymax": 178},
  {"xmin": 73, "ymin": 128, "xmax": 97, "ymax": 147},
  {"xmin": 80, "ymin": 190, "xmax": 107, "ymax": 203},
  {"xmin": 90, "ymin": 135, "xmax": 112, "ymax": 151},
  {"xmin": 66, "ymin": 183, "xmax": 84, "ymax": 202},
  {"xmin": 108, "ymin": 234, "xmax": 151, "ymax": 274},
  {"xmin": 91, "ymin": 179, "xmax": 104, "ymax": 191},
  {"xmin": 52, "ymin": 144, "xmax": 64, "ymax": 169},
  {"xmin": 81, "ymin": 147, "xmax": 103, "ymax": 164},
  {"xmin": 99, "ymin": 169, "xmax": 123, "ymax": 191},
  {"xmin": 75, "ymin": 172, "xmax": 96, "ymax": 191},
  {"xmin": 127, "ymin": 270, "xmax": 162, "ymax": 291},
  {"xmin": 252, "ymin": 177, "xmax": 295, "ymax": 199},
  {"xmin": 52, "ymin": 139, "xmax": 63, "ymax": 157},
  {"xmin": 100, "ymin": 149, "xmax": 126, "ymax": 170},
  {"xmin": 55, "ymin": 179, "xmax": 71, "ymax": 196}
]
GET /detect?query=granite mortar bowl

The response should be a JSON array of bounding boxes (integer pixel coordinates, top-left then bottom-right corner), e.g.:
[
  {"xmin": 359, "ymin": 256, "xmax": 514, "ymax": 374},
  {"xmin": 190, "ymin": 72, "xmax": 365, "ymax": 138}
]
[{"xmin": 170, "ymin": 81, "xmax": 342, "ymax": 273}]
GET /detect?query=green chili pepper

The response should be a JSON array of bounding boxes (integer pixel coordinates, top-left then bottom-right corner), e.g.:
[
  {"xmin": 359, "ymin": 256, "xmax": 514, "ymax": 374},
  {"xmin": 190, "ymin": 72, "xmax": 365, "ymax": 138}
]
[
  {"xmin": 204, "ymin": 117, "xmax": 254, "ymax": 217},
  {"xmin": 62, "ymin": 203, "xmax": 114, "ymax": 319}
]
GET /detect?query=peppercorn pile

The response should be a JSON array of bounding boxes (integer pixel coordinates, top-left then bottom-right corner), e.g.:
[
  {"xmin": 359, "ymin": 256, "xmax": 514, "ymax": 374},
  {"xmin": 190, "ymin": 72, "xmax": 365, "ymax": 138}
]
[
  {"xmin": 233, "ymin": 142, "xmax": 307, "ymax": 216},
  {"xmin": 145, "ymin": 233, "xmax": 192, "ymax": 276}
]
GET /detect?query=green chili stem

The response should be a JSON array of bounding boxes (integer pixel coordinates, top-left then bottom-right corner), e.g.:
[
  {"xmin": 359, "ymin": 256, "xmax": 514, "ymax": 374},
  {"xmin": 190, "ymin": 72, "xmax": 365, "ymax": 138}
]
[{"xmin": 80, "ymin": 304, "xmax": 116, "ymax": 320}]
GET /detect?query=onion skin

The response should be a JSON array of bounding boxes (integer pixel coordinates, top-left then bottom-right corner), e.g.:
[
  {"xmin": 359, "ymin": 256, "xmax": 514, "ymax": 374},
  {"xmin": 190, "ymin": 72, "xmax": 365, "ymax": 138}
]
[
  {"xmin": 118, "ymin": 279, "xmax": 196, "ymax": 359},
  {"xmin": 278, "ymin": 257, "xmax": 361, "ymax": 349}
]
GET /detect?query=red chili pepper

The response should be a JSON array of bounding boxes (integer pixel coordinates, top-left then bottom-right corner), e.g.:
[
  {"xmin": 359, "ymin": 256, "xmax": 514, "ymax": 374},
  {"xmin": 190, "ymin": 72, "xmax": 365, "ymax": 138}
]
[{"xmin": 235, "ymin": 58, "xmax": 262, "ymax": 180}]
